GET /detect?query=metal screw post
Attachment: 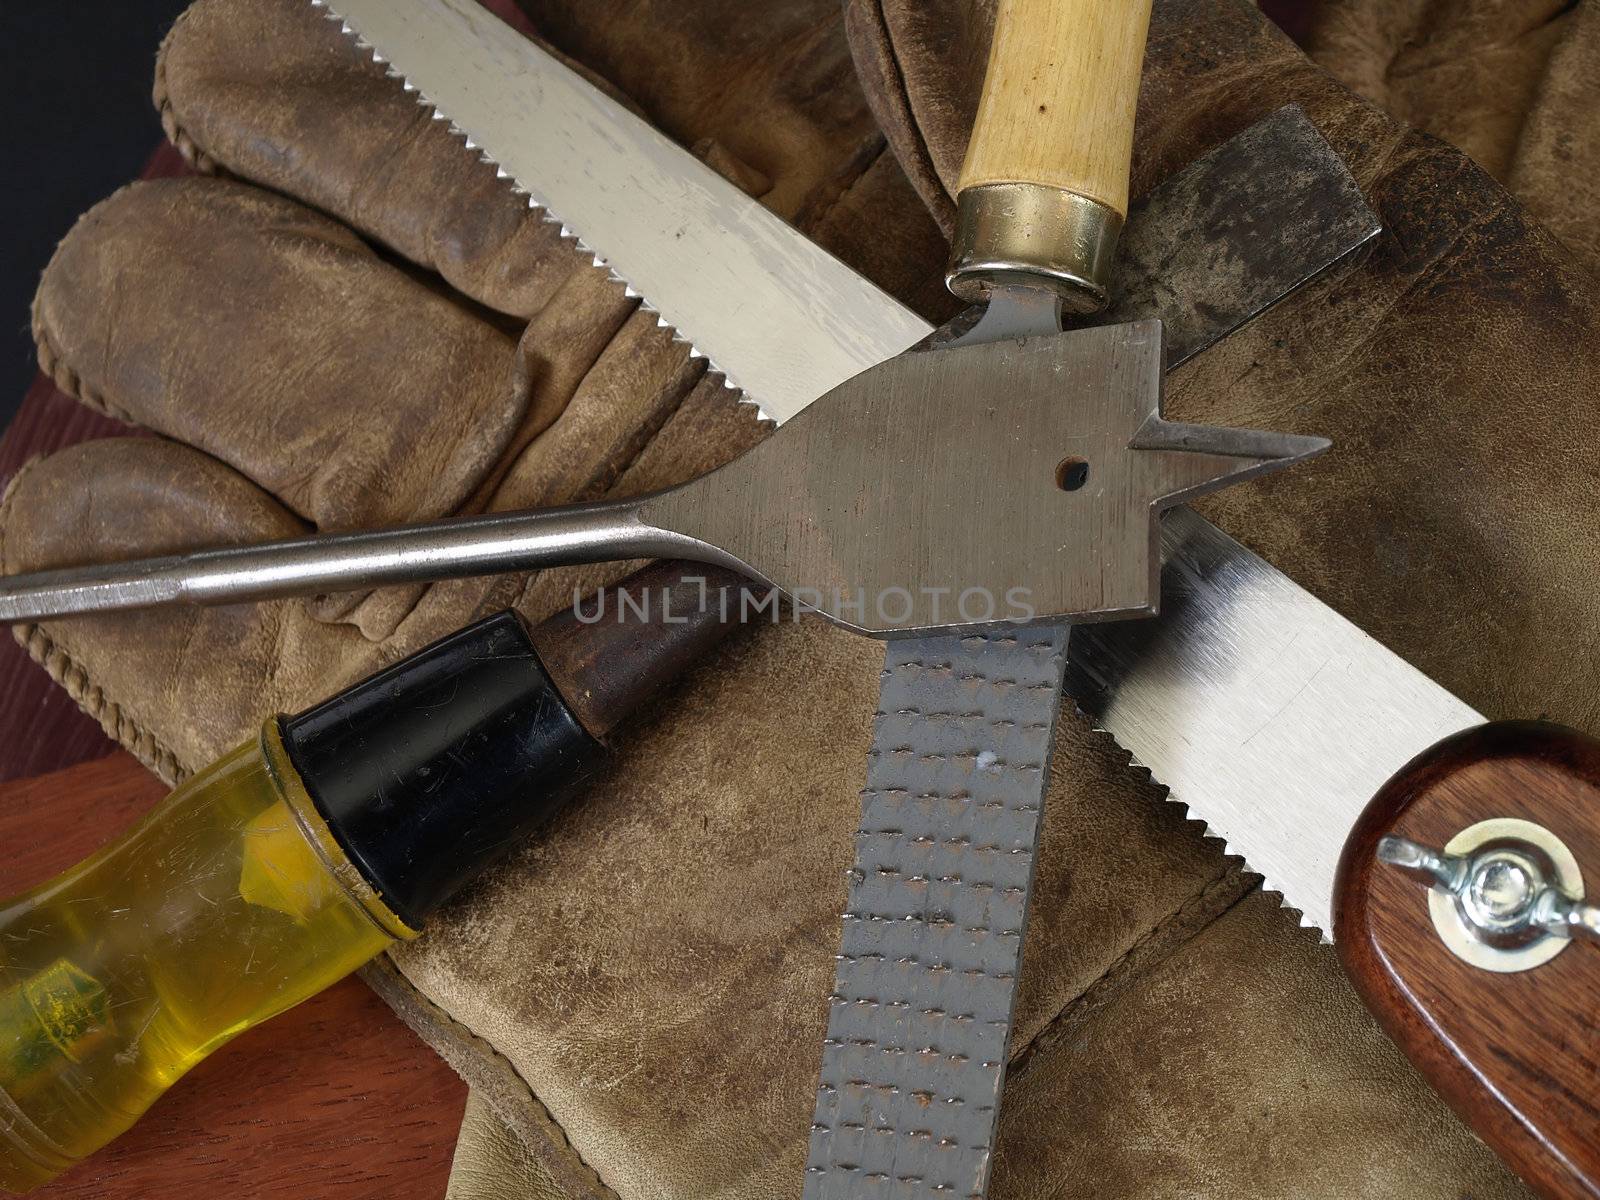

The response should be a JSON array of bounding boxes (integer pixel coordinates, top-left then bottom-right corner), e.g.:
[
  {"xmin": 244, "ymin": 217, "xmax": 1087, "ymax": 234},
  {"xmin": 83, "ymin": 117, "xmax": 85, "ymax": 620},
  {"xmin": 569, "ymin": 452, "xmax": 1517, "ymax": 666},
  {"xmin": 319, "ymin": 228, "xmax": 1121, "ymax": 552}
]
[{"xmin": 1378, "ymin": 818, "xmax": 1600, "ymax": 972}]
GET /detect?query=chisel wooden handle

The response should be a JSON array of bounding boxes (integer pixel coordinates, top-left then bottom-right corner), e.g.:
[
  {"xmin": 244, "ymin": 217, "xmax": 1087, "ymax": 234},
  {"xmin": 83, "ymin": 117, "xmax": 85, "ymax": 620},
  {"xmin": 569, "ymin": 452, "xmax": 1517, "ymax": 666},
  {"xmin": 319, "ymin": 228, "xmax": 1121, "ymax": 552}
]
[
  {"xmin": 1335, "ymin": 722, "xmax": 1600, "ymax": 1200},
  {"xmin": 947, "ymin": 0, "xmax": 1155, "ymax": 311}
]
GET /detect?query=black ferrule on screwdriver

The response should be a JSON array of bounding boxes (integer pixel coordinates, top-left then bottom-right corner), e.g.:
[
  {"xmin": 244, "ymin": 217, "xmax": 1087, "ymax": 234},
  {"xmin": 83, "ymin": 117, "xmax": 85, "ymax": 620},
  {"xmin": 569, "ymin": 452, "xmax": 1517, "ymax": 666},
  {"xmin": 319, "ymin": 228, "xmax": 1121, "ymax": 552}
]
[{"xmin": 281, "ymin": 611, "xmax": 603, "ymax": 929}]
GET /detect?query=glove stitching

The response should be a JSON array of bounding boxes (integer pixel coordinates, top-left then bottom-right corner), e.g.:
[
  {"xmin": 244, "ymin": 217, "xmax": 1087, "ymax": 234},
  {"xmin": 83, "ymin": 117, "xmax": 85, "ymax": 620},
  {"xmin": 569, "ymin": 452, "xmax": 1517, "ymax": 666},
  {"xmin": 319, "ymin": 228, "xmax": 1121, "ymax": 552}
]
[
  {"xmin": 9, "ymin": 625, "xmax": 185, "ymax": 787},
  {"xmin": 0, "ymin": 468, "xmax": 184, "ymax": 782},
  {"xmin": 32, "ymin": 320, "xmax": 143, "ymax": 429},
  {"xmin": 153, "ymin": 18, "xmax": 218, "ymax": 175},
  {"xmin": 358, "ymin": 955, "xmax": 626, "ymax": 1200},
  {"xmin": 1007, "ymin": 860, "xmax": 1260, "ymax": 1081}
]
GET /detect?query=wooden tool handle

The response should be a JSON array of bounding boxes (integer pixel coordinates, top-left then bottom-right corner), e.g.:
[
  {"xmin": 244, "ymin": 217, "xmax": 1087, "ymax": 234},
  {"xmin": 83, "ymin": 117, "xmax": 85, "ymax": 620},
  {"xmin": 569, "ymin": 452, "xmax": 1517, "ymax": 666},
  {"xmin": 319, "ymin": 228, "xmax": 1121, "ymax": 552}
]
[
  {"xmin": 946, "ymin": 0, "xmax": 1154, "ymax": 310},
  {"xmin": 1334, "ymin": 722, "xmax": 1600, "ymax": 1200},
  {"xmin": 957, "ymin": 0, "xmax": 1154, "ymax": 215}
]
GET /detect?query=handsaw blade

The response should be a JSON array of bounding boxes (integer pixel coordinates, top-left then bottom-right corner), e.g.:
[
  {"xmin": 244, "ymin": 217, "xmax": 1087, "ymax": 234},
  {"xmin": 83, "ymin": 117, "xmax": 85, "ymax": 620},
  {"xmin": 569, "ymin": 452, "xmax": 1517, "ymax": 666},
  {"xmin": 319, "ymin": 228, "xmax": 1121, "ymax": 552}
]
[
  {"xmin": 311, "ymin": 0, "xmax": 927, "ymax": 424},
  {"xmin": 322, "ymin": 0, "xmax": 1415, "ymax": 935},
  {"xmin": 1068, "ymin": 510, "xmax": 1483, "ymax": 935}
]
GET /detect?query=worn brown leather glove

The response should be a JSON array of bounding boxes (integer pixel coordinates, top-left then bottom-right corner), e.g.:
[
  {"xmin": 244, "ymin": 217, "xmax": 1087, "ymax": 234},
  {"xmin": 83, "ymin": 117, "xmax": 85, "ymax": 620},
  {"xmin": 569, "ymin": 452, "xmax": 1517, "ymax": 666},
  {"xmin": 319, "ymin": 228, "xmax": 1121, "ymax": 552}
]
[
  {"xmin": 5, "ymin": 0, "xmax": 1592, "ymax": 1198},
  {"xmin": 1301, "ymin": 0, "xmax": 1600, "ymax": 277},
  {"xmin": 3, "ymin": 0, "xmax": 946, "ymax": 779}
]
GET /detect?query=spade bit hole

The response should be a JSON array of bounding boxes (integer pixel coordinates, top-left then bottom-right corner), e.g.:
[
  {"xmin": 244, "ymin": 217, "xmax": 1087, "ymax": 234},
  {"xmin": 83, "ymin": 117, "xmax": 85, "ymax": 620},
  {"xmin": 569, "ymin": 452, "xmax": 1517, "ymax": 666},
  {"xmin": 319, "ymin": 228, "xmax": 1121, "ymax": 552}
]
[{"xmin": 1055, "ymin": 457, "xmax": 1090, "ymax": 492}]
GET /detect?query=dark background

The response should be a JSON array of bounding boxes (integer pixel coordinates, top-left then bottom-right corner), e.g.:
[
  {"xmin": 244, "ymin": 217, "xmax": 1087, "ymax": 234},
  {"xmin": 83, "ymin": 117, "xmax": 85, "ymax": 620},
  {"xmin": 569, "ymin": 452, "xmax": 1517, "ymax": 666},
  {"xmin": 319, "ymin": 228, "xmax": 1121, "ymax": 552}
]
[{"xmin": 0, "ymin": 1, "xmax": 190, "ymax": 429}]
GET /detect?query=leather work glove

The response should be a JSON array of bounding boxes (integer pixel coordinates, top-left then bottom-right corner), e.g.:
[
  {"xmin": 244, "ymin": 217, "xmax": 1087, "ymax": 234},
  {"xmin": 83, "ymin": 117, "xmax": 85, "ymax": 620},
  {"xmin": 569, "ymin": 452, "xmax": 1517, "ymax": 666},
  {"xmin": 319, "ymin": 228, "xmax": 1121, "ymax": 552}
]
[
  {"xmin": 4, "ymin": 2, "xmax": 1595, "ymax": 1200},
  {"xmin": 1301, "ymin": 0, "xmax": 1600, "ymax": 278},
  {"xmin": 3, "ymin": 0, "xmax": 949, "ymax": 781},
  {"xmin": 2, "ymin": 0, "xmax": 953, "ymax": 1191}
]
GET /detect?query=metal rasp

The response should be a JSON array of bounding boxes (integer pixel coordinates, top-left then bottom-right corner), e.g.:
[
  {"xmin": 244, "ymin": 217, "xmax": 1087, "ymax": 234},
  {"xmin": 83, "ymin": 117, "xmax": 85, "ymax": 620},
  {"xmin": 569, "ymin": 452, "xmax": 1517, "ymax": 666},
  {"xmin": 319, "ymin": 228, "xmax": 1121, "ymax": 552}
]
[{"xmin": 804, "ymin": 1, "xmax": 1324, "ymax": 1193}]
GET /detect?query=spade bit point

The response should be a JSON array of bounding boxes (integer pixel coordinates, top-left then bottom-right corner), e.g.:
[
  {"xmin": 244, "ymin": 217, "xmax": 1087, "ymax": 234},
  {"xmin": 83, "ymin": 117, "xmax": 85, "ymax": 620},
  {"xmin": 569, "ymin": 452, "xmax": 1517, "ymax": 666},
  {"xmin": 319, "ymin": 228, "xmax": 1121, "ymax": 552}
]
[{"xmin": 644, "ymin": 318, "xmax": 1328, "ymax": 637}]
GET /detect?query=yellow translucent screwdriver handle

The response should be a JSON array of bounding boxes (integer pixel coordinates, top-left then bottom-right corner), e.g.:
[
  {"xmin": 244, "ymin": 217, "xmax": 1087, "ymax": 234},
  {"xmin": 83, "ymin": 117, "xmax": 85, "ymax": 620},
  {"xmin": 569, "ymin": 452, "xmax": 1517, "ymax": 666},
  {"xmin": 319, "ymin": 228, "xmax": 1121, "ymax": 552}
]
[
  {"xmin": 0, "ymin": 724, "xmax": 410, "ymax": 1192},
  {"xmin": 0, "ymin": 608, "xmax": 608, "ymax": 1191}
]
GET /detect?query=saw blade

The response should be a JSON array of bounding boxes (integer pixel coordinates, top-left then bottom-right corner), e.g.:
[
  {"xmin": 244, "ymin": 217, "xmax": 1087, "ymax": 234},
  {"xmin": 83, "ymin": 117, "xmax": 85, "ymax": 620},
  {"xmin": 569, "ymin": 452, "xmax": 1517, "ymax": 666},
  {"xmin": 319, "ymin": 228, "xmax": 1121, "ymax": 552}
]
[
  {"xmin": 322, "ymin": 0, "xmax": 1441, "ymax": 936},
  {"xmin": 312, "ymin": 0, "xmax": 927, "ymax": 424},
  {"xmin": 1068, "ymin": 509, "xmax": 1482, "ymax": 935}
]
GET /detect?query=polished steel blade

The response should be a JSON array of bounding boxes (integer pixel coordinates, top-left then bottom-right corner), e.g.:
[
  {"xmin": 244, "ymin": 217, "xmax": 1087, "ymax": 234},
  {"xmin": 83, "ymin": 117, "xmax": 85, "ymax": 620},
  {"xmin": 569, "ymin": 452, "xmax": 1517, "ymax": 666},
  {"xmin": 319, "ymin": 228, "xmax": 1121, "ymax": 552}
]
[
  {"xmin": 1069, "ymin": 510, "xmax": 1483, "ymax": 936},
  {"xmin": 313, "ymin": 0, "xmax": 927, "ymax": 423},
  {"xmin": 277, "ymin": 4, "xmax": 1414, "ymax": 932}
]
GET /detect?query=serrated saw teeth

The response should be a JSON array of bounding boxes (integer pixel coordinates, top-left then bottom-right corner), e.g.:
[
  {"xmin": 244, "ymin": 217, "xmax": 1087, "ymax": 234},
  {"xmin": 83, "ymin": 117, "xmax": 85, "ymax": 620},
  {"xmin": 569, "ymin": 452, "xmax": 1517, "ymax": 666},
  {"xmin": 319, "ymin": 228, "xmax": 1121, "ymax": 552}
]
[
  {"xmin": 1080, "ymin": 704, "xmax": 1326, "ymax": 936},
  {"xmin": 315, "ymin": 0, "xmax": 752, "ymax": 409}
]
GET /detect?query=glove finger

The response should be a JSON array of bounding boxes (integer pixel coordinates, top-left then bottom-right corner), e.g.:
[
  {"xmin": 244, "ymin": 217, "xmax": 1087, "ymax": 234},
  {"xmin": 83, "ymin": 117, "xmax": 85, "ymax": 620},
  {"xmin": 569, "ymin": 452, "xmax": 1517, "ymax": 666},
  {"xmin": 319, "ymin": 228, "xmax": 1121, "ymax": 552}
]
[
  {"xmin": 158, "ymin": 0, "xmax": 608, "ymax": 322},
  {"xmin": 0, "ymin": 439, "xmax": 331, "ymax": 777},
  {"xmin": 32, "ymin": 177, "xmax": 560, "ymax": 533},
  {"xmin": 157, "ymin": 0, "xmax": 911, "ymax": 317}
]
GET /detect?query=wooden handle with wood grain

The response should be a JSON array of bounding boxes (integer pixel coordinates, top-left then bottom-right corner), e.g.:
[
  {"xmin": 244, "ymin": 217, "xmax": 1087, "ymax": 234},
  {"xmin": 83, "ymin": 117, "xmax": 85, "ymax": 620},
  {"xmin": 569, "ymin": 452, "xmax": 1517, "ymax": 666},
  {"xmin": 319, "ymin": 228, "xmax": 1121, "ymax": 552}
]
[
  {"xmin": 947, "ymin": 0, "xmax": 1155, "ymax": 310},
  {"xmin": 1334, "ymin": 722, "xmax": 1600, "ymax": 1200}
]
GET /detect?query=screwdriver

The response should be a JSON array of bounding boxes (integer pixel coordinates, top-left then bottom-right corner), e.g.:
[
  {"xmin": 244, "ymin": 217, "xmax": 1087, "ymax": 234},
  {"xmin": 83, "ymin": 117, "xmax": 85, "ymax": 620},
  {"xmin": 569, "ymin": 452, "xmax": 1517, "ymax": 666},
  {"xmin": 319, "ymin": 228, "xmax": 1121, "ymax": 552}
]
[{"xmin": 0, "ymin": 562, "xmax": 754, "ymax": 1192}]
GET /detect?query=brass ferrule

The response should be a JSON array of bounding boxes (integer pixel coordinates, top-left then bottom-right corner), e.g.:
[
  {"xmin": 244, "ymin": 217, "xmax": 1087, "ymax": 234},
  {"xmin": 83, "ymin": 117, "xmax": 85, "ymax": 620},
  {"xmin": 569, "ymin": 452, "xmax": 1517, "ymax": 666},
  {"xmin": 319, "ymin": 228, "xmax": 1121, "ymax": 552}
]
[{"xmin": 946, "ymin": 183, "xmax": 1123, "ymax": 314}]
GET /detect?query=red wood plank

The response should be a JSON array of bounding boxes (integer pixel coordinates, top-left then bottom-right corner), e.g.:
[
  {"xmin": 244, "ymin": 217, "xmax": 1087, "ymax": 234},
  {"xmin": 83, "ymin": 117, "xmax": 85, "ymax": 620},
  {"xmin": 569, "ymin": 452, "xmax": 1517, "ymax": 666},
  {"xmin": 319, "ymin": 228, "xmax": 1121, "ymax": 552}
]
[{"xmin": 0, "ymin": 752, "xmax": 467, "ymax": 1200}]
